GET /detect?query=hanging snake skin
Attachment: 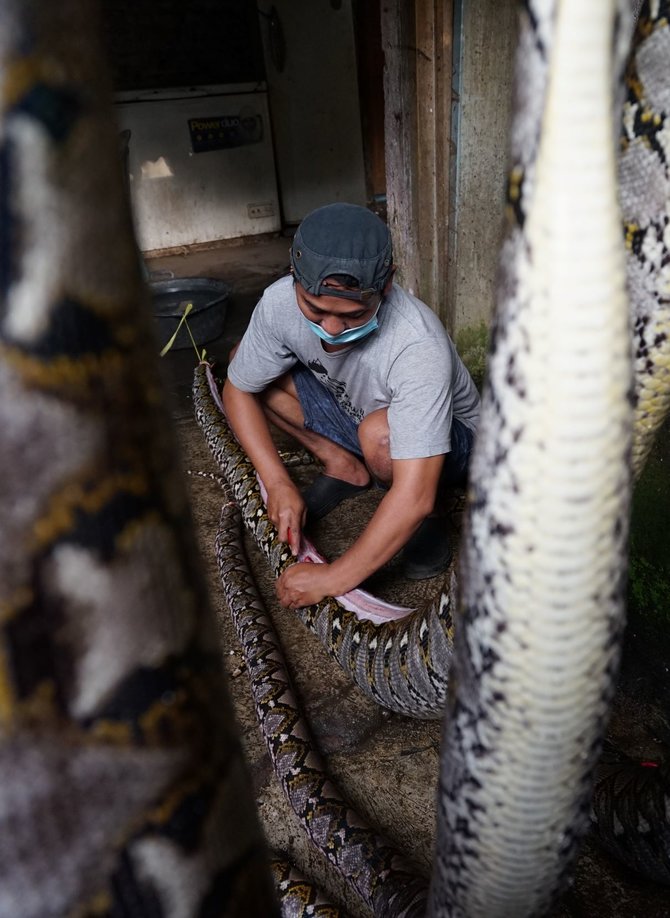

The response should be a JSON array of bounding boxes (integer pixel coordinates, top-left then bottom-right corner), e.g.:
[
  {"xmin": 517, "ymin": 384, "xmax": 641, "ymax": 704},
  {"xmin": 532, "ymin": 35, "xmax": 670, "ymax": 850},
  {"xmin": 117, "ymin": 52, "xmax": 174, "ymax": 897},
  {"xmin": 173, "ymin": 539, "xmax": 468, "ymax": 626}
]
[
  {"xmin": 2, "ymin": 2, "xmax": 670, "ymax": 918},
  {"xmin": 623, "ymin": 1, "xmax": 670, "ymax": 476}
]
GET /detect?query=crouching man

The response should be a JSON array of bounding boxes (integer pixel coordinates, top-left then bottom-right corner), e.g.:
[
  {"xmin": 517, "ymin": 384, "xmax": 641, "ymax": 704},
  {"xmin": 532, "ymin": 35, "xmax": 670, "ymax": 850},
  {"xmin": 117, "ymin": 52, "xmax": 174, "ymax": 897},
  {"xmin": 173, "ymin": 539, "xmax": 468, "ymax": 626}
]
[{"xmin": 222, "ymin": 203, "xmax": 480, "ymax": 609}]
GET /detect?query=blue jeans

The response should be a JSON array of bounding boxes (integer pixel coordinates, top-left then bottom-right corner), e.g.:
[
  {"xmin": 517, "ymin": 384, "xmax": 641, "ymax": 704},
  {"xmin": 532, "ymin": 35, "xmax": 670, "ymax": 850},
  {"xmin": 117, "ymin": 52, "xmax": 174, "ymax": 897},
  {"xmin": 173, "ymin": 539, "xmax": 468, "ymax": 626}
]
[{"xmin": 292, "ymin": 362, "xmax": 474, "ymax": 488}]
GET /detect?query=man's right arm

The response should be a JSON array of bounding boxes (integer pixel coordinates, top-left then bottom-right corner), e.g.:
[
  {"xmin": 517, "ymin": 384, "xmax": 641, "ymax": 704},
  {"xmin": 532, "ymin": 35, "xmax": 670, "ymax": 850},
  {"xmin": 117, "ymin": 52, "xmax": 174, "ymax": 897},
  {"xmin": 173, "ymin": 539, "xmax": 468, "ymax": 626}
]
[{"xmin": 221, "ymin": 379, "xmax": 305, "ymax": 554}]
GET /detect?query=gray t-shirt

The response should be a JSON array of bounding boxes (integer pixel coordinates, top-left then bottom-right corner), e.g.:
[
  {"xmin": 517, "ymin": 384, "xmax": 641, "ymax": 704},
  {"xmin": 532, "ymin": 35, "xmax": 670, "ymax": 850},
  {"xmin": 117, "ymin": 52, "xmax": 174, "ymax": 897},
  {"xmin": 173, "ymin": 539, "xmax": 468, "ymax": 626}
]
[{"xmin": 228, "ymin": 275, "xmax": 480, "ymax": 460}]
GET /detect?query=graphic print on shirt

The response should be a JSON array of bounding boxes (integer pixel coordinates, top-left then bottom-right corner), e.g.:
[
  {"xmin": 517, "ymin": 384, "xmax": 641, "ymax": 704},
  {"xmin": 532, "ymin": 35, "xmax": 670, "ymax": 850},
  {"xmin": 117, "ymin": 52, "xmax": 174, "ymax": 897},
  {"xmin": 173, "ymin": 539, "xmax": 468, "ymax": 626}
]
[{"xmin": 307, "ymin": 359, "xmax": 365, "ymax": 423}]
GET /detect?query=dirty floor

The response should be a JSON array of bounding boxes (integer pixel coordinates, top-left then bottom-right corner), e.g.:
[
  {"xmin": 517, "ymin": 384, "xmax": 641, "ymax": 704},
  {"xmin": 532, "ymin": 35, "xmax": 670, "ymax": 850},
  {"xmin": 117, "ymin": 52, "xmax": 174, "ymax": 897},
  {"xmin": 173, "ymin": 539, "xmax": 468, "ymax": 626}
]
[{"xmin": 147, "ymin": 236, "xmax": 670, "ymax": 917}]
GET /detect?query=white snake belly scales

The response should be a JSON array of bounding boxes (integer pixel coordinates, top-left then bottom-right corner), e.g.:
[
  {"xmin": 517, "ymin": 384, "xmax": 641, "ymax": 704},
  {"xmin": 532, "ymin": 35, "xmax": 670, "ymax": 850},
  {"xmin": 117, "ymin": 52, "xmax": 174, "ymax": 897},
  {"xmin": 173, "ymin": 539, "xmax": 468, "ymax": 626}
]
[{"xmin": 1, "ymin": 0, "xmax": 669, "ymax": 916}]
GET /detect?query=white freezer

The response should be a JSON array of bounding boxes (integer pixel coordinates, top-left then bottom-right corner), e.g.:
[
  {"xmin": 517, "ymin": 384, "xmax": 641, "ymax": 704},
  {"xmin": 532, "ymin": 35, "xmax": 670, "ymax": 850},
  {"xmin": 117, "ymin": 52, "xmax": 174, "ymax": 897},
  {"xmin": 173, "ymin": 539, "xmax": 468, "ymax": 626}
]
[{"xmin": 115, "ymin": 84, "xmax": 281, "ymax": 253}]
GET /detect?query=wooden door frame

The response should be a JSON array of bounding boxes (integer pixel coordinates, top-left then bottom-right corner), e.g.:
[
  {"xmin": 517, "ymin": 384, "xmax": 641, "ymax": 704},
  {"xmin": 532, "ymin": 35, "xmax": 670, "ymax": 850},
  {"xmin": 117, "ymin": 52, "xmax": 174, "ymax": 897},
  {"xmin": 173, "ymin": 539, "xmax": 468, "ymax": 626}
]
[{"xmin": 381, "ymin": 0, "xmax": 455, "ymax": 329}]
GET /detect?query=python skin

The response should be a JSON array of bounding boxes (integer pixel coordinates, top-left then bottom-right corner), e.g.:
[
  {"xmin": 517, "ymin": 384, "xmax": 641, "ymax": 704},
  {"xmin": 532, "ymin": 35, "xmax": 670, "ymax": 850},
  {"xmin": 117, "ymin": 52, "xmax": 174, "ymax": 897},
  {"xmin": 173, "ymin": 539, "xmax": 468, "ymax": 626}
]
[
  {"xmin": 0, "ymin": 1, "xmax": 278, "ymax": 915},
  {"xmin": 591, "ymin": 740, "xmax": 670, "ymax": 886},
  {"xmin": 216, "ymin": 495, "xmax": 429, "ymax": 917},
  {"xmin": 622, "ymin": 0, "xmax": 670, "ymax": 476}
]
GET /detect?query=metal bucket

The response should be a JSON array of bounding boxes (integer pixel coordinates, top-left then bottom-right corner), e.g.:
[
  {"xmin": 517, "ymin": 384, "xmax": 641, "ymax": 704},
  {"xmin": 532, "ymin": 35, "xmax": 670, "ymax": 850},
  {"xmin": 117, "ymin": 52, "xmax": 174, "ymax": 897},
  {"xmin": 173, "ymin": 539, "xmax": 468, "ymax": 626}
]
[{"xmin": 150, "ymin": 277, "xmax": 230, "ymax": 350}]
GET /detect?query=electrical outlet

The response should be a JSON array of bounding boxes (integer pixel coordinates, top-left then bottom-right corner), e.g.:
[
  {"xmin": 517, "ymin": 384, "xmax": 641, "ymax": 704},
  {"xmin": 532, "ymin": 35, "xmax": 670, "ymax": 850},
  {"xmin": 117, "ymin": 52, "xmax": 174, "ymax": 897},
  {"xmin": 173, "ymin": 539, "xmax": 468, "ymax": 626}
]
[{"xmin": 248, "ymin": 202, "xmax": 275, "ymax": 219}]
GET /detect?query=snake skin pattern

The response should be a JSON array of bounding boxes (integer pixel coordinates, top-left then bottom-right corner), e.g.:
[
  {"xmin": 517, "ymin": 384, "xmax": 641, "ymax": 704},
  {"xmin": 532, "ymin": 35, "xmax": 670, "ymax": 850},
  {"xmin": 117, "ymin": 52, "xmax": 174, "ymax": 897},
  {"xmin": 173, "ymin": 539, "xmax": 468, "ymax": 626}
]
[
  {"xmin": 216, "ymin": 496, "xmax": 429, "ymax": 917},
  {"xmin": 0, "ymin": 2, "xmax": 278, "ymax": 915},
  {"xmin": 1, "ymin": 0, "xmax": 669, "ymax": 916},
  {"xmin": 270, "ymin": 858, "xmax": 345, "ymax": 918},
  {"xmin": 591, "ymin": 741, "xmax": 670, "ymax": 885},
  {"xmin": 622, "ymin": 0, "xmax": 670, "ymax": 476},
  {"xmin": 430, "ymin": 0, "xmax": 633, "ymax": 909}
]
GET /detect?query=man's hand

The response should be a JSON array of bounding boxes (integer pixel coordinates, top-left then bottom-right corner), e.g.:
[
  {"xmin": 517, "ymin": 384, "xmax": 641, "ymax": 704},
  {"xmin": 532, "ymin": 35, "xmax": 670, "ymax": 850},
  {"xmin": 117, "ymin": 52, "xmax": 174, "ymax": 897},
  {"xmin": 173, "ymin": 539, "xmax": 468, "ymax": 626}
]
[
  {"xmin": 222, "ymin": 380, "xmax": 306, "ymax": 556},
  {"xmin": 276, "ymin": 561, "xmax": 336, "ymax": 608},
  {"xmin": 279, "ymin": 456, "xmax": 446, "ymax": 599},
  {"xmin": 266, "ymin": 480, "xmax": 305, "ymax": 556}
]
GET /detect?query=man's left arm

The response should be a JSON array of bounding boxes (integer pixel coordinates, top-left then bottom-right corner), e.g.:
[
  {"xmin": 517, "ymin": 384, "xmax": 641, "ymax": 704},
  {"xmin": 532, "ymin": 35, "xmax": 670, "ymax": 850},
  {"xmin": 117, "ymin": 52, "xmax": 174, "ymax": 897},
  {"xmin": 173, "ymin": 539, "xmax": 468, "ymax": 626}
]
[{"xmin": 276, "ymin": 454, "xmax": 445, "ymax": 608}]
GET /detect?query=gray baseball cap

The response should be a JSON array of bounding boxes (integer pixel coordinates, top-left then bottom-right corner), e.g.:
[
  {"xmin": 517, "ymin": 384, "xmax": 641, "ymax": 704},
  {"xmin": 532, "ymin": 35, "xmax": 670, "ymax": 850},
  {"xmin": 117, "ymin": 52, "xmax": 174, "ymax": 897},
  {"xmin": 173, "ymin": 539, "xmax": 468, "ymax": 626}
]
[{"xmin": 290, "ymin": 203, "xmax": 393, "ymax": 301}]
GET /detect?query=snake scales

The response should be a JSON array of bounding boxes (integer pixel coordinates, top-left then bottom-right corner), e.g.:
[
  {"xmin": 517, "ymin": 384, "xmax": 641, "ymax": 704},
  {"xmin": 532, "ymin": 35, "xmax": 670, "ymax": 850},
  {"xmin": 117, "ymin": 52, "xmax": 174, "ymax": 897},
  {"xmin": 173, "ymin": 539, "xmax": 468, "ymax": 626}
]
[
  {"xmin": 0, "ymin": 1, "xmax": 277, "ymax": 914},
  {"xmin": 0, "ymin": 1, "xmax": 669, "ymax": 917}
]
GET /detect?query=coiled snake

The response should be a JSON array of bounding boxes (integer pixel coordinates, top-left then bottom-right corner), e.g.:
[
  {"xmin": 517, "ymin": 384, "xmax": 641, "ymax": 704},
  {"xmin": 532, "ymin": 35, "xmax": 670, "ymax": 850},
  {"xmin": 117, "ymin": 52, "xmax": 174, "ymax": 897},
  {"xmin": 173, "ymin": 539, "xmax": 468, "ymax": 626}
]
[{"xmin": 0, "ymin": 0, "xmax": 669, "ymax": 917}]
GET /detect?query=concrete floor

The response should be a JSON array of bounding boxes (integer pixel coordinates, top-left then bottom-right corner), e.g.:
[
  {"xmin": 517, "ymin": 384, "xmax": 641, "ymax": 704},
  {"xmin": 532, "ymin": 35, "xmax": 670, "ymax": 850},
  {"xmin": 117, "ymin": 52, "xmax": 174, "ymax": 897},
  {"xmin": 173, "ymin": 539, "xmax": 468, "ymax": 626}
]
[{"xmin": 147, "ymin": 236, "xmax": 670, "ymax": 917}]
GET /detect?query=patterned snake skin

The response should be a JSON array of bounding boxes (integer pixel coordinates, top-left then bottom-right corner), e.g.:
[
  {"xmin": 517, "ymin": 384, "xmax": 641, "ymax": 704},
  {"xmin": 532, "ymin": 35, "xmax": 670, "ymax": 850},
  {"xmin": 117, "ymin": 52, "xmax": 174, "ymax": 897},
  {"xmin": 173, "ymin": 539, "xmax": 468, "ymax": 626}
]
[
  {"xmin": 216, "ymin": 494, "xmax": 429, "ymax": 917},
  {"xmin": 623, "ymin": 1, "xmax": 670, "ymax": 476},
  {"xmin": 1, "ymin": 1, "xmax": 669, "ymax": 918},
  {"xmin": 0, "ymin": 1, "xmax": 278, "ymax": 915}
]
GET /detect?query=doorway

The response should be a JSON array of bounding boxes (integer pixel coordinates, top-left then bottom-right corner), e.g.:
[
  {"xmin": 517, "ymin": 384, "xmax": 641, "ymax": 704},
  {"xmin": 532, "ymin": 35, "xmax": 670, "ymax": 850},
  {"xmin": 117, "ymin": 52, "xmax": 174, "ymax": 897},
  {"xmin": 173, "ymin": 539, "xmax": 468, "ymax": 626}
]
[{"xmin": 257, "ymin": 0, "xmax": 386, "ymax": 225}]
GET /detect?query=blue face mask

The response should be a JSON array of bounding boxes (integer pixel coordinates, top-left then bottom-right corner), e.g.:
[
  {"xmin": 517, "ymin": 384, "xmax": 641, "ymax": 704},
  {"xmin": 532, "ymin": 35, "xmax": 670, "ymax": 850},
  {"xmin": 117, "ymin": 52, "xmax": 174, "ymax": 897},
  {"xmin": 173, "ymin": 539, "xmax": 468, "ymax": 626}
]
[{"xmin": 303, "ymin": 303, "xmax": 381, "ymax": 346}]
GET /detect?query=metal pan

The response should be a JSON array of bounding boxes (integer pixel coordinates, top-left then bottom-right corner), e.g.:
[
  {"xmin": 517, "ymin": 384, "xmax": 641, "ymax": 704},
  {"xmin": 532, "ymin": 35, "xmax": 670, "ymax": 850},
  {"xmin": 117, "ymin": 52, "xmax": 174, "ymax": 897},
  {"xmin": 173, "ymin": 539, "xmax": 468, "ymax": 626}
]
[{"xmin": 150, "ymin": 277, "xmax": 230, "ymax": 350}]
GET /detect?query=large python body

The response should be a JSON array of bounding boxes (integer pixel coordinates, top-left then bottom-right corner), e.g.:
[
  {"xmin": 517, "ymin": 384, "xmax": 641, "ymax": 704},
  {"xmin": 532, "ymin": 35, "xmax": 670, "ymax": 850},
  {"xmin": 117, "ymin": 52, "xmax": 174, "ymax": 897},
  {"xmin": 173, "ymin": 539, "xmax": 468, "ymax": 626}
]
[
  {"xmin": 1, "ymin": 1, "xmax": 669, "ymax": 917},
  {"xmin": 431, "ymin": 3, "xmax": 632, "ymax": 908},
  {"xmin": 0, "ymin": 2, "xmax": 278, "ymax": 914},
  {"xmin": 216, "ymin": 495, "xmax": 429, "ymax": 916},
  {"xmin": 622, "ymin": 0, "xmax": 670, "ymax": 475}
]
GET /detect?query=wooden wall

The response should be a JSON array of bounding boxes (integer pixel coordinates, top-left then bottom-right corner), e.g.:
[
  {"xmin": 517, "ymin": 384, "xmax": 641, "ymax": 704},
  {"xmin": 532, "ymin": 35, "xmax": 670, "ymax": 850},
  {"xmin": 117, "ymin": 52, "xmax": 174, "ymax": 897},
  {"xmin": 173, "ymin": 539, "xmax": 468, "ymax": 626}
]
[{"xmin": 447, "ymin": 0, "xmax": 517, "ymax": 334}]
